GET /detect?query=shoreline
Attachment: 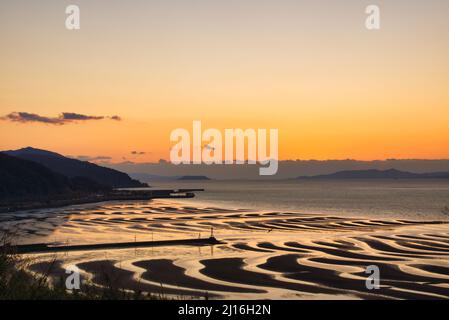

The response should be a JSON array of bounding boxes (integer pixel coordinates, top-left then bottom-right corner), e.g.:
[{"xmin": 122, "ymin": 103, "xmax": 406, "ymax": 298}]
[{"xmin": 0, "ymin": 188, "xmax": 204, "ymax": 213}]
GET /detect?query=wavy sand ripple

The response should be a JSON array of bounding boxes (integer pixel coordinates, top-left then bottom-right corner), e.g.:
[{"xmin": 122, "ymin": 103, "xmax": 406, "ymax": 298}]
[{"xmin": 4, "ymin": 200, "xmax": 447, "ymax": 299}]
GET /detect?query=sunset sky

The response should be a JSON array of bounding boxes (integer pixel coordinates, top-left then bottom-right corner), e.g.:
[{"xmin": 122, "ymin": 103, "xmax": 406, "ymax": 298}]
[{"xmin": 1, "ymin": 0, "xmax": 448, "ymax": 163}]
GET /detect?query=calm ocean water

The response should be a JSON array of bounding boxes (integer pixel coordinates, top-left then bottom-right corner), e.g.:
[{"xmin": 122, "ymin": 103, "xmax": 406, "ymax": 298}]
[{"xmin": 153, "ymin": 179, "xmax": 449, "ymax": 220}]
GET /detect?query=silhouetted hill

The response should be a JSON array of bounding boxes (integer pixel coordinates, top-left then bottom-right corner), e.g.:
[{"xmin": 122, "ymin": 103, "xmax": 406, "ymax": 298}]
[
  {"xmin": 0, "ymin": 153, "xmax": 109, "ymax": 200},
  {"xmin": 111, "ymin": 159, "xmax": 449, "ymax": 180},
  {"xmin": 297, "ymin": 169, "xmax": 449, "ymax": 180},
  {"xmin": 177, "ymin": 175, "xmax": 211, "ymax": 181},
  {"xmin": 5, "ymin": 147, "xmax": 147, "ymax": 188}
]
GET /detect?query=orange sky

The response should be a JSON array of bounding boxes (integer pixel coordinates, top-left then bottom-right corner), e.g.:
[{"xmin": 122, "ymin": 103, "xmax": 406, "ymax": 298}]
[{"xmin": 1, "ymin": 0, "xmax": 448, "ymax": 162}]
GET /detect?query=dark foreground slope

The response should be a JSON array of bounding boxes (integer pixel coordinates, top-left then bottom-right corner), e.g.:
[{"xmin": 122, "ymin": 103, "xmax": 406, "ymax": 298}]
[
  {"xmin": 0, "ymin": 153, "xmax": 109, "ymax": 201},
  {"xmin": 5, "ymin": 147, "xmax": 146, "ymax": 188}
]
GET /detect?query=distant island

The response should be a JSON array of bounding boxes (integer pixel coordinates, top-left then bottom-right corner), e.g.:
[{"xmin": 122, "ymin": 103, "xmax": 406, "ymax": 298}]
[
  {"xmin": 128, "ymin": 174, "xmax": 211, "ymax": 182},
  {"xmin": 129, "ymin": 173, "xmax": 180, "ymax": 182},
  {"xmin": 177, "ymin": 175, "xmax": 211, "ymax": 181},
  {"xmin": 297, "ymin": 169, "xmax": 449, "ymax": 180}
]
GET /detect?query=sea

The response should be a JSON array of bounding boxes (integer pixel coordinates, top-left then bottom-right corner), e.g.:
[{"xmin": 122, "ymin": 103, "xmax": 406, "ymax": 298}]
[{"xmin": 153, "ymin": 179, "xmax": 449, "ymax": 221}]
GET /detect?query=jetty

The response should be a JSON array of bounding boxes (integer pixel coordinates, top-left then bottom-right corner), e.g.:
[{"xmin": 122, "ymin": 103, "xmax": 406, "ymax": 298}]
[{"xmin": 4, "ymin": 236, "xmax": 223, "ymax": 254}]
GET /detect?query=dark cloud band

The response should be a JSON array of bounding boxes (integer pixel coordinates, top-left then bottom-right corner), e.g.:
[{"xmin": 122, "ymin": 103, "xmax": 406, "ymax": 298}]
[{"xmin": 1, "ymin": 112, "xmax": 122, "ymax": 125}]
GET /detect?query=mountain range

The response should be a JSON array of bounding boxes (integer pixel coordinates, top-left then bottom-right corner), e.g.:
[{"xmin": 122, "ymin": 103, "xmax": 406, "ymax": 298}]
[
  {"xmin": 111, "ymin": 159, "xmax": 449, "ymax": 180},
  {"xmin": 177, "ymin": 175, "xmax": 211, "ymax": 181},
  {"xmin": 297, "ymin": 169, "xmax": 449, "ymax": 180},
  {"xmin": 2, "ymin": 147, "xmax": 449, "ymax": 203}
]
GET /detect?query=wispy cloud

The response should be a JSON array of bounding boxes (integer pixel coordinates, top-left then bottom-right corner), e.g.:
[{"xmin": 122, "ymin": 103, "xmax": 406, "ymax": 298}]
[
  {"xmin": 131, "ymin": 151, "xmax": 146, "ymax": 155},
  {"xmin": 1, "ymin": 112, "xmax": 122, "ymax": 125},
  {"xmin": 2, "ymin": 112, "xmax": 63, "ymax": 124}
]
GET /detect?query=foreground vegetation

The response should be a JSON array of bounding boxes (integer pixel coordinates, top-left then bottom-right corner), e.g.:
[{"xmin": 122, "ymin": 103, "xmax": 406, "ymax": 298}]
[{"xmin": 0, "ymin": 234, "xmax": 168, "ymax": 300}]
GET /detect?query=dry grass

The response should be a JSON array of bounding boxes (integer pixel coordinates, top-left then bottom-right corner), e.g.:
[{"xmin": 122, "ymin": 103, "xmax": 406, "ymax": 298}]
[{"xmin": 0, "ymin": 232, "xmax": 168, "ymax": 300}]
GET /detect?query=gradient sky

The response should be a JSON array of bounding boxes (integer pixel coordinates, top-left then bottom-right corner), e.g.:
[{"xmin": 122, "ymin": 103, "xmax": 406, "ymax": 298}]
[{"xmin": 1, "ymin": 0, "xmax": 448, "ymax": 162}]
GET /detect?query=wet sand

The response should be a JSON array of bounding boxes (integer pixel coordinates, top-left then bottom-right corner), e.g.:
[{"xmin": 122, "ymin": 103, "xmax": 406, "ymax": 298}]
[
  {"xmin": 134, "ymin": 259, "xmax": 263, "ymax": 293},
  {"xmin": 1, "ymin": 199, "xmax": 448, "ymax": 299}
]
